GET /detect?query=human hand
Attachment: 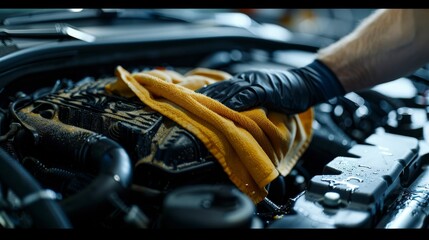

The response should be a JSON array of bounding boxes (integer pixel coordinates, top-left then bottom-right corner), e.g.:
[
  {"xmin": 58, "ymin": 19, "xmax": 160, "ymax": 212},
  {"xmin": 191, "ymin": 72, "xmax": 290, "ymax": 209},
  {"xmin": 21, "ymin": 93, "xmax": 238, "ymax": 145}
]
[{"xmin": 197, "ymin": 60, "xmax": 345, "ymax": 114}]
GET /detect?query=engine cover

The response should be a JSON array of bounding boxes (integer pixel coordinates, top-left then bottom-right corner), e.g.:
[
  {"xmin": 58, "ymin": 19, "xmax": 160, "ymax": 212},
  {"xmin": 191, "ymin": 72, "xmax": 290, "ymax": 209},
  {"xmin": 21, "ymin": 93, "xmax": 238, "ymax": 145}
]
[{"xmin": 17, "ymin": 77, "xmax": 229, "ymax": 192}]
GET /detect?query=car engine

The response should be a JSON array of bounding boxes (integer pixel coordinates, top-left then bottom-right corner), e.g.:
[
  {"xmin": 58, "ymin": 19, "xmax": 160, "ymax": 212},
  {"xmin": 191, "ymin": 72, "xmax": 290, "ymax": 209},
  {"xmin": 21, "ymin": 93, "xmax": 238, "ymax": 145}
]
[{"xmin": 1, "ymin": 9, "xmax": 429, "ymax": 229}]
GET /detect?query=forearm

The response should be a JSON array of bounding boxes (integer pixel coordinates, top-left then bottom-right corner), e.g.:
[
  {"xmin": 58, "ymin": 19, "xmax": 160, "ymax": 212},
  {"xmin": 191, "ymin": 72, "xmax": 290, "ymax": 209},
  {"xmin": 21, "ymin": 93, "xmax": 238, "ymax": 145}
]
[{"xmin": 317, "ymin": 9, "xmax": 429, "ymax": 93}]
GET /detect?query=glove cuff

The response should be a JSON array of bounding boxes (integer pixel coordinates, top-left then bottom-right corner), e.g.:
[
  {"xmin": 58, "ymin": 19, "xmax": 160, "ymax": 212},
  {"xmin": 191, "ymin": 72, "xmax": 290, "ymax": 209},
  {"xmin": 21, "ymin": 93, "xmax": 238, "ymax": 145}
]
[{"xmin": 304, "ymin": 59, "xmax": 346, "ymax": 102}]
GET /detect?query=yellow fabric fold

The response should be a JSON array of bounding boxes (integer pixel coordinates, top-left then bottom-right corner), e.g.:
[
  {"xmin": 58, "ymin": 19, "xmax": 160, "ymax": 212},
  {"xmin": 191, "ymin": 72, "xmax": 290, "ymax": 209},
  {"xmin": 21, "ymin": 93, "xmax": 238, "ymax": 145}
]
[{"xmin": 105, "ymin": 66, "xmax": 314, "ymax": 203}]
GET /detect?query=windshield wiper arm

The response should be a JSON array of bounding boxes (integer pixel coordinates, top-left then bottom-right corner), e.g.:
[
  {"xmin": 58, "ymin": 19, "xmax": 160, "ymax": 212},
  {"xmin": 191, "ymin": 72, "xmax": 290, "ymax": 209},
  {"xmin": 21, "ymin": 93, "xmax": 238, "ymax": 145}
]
[{"xmin": 0, "ymin": 23, "xmax": 96, "ymax": 42}]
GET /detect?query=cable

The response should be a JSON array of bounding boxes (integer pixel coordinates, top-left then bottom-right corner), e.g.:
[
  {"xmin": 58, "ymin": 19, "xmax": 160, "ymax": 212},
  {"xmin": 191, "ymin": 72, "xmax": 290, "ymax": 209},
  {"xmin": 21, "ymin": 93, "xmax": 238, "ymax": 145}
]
[{"xmin": 0, "ymin": 147, "xmax": 71, "ymax": 228}]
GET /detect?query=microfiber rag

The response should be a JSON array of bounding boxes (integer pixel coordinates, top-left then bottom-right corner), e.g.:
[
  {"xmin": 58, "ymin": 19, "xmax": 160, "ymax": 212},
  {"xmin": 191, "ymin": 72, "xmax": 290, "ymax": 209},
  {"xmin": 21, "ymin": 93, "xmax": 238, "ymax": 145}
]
[{"xmin": 105, "ymin": 66, "xmax": 314, "ymax": 203}]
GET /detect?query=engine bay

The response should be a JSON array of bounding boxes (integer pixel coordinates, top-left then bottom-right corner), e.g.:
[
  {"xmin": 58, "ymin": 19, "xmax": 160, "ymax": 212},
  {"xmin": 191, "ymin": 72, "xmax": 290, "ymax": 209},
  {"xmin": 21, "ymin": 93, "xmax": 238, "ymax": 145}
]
[{"xmin": 1, "ymin": 12, "xmax": 429, "ymax": 228}]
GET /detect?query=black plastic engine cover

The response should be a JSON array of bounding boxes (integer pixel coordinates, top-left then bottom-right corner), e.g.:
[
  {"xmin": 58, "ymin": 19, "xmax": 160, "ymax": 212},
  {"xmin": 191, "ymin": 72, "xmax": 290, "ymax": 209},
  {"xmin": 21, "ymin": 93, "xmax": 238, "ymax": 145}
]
[
  {"xmin": 269, "ymin": 131, "xmax": 422, "ymax": 228},
  {"xmin": 24, "ymin": 77, "xmax": 229, "ymax": 192}
]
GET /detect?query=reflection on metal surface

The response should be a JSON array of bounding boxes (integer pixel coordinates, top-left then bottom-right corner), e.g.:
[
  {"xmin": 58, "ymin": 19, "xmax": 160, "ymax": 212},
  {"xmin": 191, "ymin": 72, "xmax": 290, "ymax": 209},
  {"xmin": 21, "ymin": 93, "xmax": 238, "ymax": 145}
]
[{"xmin": 55, "ymin": 23, "xmax": 96, "ymax": 42}]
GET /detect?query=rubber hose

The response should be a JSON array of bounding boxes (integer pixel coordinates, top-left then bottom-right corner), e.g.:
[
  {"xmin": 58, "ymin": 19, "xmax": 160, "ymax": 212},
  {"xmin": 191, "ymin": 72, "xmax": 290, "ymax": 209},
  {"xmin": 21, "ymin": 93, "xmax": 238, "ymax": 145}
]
[{"xmin": 0, "ymin": 148, "xmax": 72, "ymax": 228}]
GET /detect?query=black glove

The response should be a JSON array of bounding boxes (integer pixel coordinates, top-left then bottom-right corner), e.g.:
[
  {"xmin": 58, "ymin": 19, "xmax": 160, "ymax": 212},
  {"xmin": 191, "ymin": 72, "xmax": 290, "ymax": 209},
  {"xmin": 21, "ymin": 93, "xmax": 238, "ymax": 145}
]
[{"xmin": 197, "ymin": 60, "xmax": 345, "ymax": 114}]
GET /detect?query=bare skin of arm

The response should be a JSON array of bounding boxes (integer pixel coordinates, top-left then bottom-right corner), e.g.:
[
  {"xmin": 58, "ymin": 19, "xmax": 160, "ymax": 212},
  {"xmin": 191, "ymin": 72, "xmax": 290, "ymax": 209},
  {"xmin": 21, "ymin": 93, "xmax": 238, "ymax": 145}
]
[{"xmin": 317, "ymin": 9, "xmax": 429, "ymax": 93}]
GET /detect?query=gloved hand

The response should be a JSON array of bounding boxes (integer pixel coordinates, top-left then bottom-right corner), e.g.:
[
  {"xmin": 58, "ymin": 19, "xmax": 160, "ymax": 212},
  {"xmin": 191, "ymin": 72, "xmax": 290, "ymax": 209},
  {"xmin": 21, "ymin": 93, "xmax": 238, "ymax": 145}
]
[{"xmin": 197, "ymin": 60, "xmax": 345, "ymax": 114}]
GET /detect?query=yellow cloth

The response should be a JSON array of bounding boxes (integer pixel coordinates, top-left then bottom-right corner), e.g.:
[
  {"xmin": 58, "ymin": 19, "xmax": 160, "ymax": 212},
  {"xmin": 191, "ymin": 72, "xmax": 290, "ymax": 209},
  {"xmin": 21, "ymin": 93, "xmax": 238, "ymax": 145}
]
[{"xmin": 106, "ymin": 66, "xmax": 314, "ymax": 203}]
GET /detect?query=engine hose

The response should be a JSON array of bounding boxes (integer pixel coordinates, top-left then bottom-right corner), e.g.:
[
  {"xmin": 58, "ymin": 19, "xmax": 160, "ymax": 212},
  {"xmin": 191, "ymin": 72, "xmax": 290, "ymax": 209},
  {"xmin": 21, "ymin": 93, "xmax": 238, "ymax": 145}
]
[
  {"xmin": 22, "ymin": 157, "xmax": 94, "ymax": 194},
  {"xmin": 23, "ymin": 157, "xmax": 77, "ymax": 180},
  {"xmin": 0, "ymin": 148, "xmax": 72, "ymax": 228},
  {"xmin": 15, "ymin": 107, "xmax": 133, "ymax": 217},
  {"xmin": 60, "ymin": 136, "xmax": 133, "ymax": 215}
]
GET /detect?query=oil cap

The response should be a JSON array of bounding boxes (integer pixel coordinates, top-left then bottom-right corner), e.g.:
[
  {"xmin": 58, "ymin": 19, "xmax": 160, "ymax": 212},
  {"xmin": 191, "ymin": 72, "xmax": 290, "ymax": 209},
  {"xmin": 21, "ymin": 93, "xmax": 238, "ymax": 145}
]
[{"xmin": 159, "ymin": 184, "xmax": 260, "ymax": 228}]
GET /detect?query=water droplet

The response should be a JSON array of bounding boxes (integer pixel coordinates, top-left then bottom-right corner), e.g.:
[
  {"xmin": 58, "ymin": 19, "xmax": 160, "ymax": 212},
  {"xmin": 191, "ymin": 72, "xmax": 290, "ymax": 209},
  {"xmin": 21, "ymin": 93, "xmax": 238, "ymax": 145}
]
[
  {"xmin": 346, "ymin": 176, "xmax": 363, "ymax": 182},
  {"xmin": 358, "ymin": 164, "xmax": 371, "ymax": 169},
  {"xmin": 321, "ymin": 177, "xmax": 361, "ymax": 193}
]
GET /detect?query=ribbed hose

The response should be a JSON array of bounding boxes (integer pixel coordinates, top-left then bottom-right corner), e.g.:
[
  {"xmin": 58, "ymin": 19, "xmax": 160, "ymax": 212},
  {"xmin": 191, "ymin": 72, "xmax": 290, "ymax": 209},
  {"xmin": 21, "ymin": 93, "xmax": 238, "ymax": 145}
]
[
  {"xmin": 60, "ymin": 136, "xmax": 133, "ymax": 215},
  {"xmin": 15, "ymin": 107, "xmax": 133, "ymax": 217},
  {"xmin": 0, "ymin": 148, "xmax": 72, "ymax": 228}
]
